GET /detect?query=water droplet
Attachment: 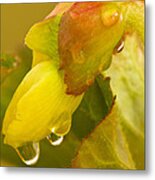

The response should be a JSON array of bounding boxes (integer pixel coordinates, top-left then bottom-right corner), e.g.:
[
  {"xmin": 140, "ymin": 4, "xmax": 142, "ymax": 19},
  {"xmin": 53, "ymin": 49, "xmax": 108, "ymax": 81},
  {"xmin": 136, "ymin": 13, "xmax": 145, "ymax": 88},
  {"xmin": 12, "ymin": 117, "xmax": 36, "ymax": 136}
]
[
  {"xmin": 113, "ymin": 39, "xmax": 124, "ymax": 54},
  {"xmin": 47, "ymin": 132, "xmax": 64, "ymax": 146},
  {"xmin": 102, "ymin": 8, "xmax": 120, "ymax": 27},
  {"xmin": 16, "ymin": 142, "xmax": 40, "ymax": 166}
]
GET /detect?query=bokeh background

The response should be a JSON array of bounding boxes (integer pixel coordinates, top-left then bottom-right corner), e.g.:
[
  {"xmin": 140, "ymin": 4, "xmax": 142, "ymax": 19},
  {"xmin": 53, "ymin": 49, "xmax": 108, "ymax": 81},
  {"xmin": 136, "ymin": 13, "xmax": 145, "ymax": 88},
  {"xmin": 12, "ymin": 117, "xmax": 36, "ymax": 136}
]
[{"xmin": 1, "ymin": 3, "xmax": 56, "ymax": 53}]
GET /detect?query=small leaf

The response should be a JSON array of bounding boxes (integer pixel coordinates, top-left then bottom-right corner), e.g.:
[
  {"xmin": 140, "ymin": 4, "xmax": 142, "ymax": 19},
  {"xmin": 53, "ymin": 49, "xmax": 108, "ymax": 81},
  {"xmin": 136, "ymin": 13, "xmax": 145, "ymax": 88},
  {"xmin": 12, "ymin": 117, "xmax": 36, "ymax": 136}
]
[{"xmin": 25, "ymin": 3, "xmax": 73, "ymax": 66}]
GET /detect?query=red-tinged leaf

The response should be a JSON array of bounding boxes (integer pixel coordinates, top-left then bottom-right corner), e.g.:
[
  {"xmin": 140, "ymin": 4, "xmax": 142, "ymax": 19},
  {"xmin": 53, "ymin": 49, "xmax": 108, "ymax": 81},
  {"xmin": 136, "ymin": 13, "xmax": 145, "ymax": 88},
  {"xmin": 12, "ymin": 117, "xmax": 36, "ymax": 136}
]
[{"xmin": 59, "ymin": 2, "xmax": 124, "ymax": 95}]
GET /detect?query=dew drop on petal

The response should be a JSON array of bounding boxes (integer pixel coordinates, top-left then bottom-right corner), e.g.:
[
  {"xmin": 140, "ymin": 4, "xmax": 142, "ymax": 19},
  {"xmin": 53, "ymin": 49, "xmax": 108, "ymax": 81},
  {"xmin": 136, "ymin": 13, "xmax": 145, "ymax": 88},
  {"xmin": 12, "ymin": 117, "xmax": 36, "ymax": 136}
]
[
  {"xmin": 16, "ymin": 142, "xmax": 40, "ymax": 166},
  {"xmin": 46, "ymin": 132, "xmax": 64, "ymax": 146}
]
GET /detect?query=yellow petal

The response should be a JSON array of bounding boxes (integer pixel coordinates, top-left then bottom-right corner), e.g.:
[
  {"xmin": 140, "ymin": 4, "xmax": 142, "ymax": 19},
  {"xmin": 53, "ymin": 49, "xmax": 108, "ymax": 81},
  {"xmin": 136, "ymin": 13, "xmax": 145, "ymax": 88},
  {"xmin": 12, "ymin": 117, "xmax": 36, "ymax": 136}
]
[{"xmin": 2, "ymin": 61, "xmax": 83, "ymax": 148}]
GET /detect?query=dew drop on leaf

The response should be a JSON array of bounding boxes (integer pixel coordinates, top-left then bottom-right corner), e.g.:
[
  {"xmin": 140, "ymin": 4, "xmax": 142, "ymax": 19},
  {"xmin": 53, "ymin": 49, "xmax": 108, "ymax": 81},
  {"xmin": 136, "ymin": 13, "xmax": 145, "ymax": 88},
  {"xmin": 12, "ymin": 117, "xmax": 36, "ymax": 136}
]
[
  {"xmin": 113, "ymin": 38, "xmax": 124, "ymax": 54},
  {"xmin": 101, "ymin": 8, "xmax": 120, "ymax": 27},
  {"xmin": 46, "ymin": 132, "xmax": 64, "ymax": 146},
  {"xmin": 15, "ymin": 142, "xmax": 40, "ymax": 166}
]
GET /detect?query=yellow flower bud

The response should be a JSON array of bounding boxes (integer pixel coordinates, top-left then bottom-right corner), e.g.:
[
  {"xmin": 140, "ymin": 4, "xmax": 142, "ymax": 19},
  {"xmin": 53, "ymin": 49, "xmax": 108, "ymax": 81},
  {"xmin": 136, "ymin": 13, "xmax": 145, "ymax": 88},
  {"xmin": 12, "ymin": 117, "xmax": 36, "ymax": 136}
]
[{"xmin": 2, "ymin": 61, "xmax": 83, "ymax": 148}]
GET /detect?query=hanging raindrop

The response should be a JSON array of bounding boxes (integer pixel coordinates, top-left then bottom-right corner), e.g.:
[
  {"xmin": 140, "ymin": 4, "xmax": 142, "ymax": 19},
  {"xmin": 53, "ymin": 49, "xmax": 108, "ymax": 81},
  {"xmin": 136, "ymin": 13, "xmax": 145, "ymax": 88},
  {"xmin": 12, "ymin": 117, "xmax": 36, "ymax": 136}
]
[
  {"xmin": 46, "ymin": 132, "xmax": 64, "ymax": 146},
  {"xmin": 113, "ymin": 39, "xmax": 125, "ymax": 54},
  {"xmin": 16, "ymin": 142, "xmax": 40, "ymax": 166}
]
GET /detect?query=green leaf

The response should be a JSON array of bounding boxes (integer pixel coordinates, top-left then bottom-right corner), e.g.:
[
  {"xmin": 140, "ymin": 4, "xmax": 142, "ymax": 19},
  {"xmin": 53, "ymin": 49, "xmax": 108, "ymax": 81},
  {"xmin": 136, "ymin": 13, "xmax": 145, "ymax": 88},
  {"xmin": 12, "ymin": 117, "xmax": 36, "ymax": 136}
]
[
  {"xmin": 25, "ymin": 3, "xmax": 73, "ymax": 67},
  {"xmin": 72, "ymin": 76, "xmax": 114, "ymax": 139},
  {"xmin": 59, "ymin": 2, "xmax": 124, "ymax": 95},
  {"xmin": 106, "ymin": 35, "xmax": 144, "ymax": 137},
  {"xmin": 25, "ymin": 15, "xmax": 61, "ymax": 63},
  {"xmin": 105, "ymin": 34, "xmax": 144, "ymax": 169},
  {"xmin": 72, "ymin": 34, "xmax": 144, "ymax": 169},
  {"xmin": 72, "ymin": 104, "xmax": 135, "ymax": 169}
]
